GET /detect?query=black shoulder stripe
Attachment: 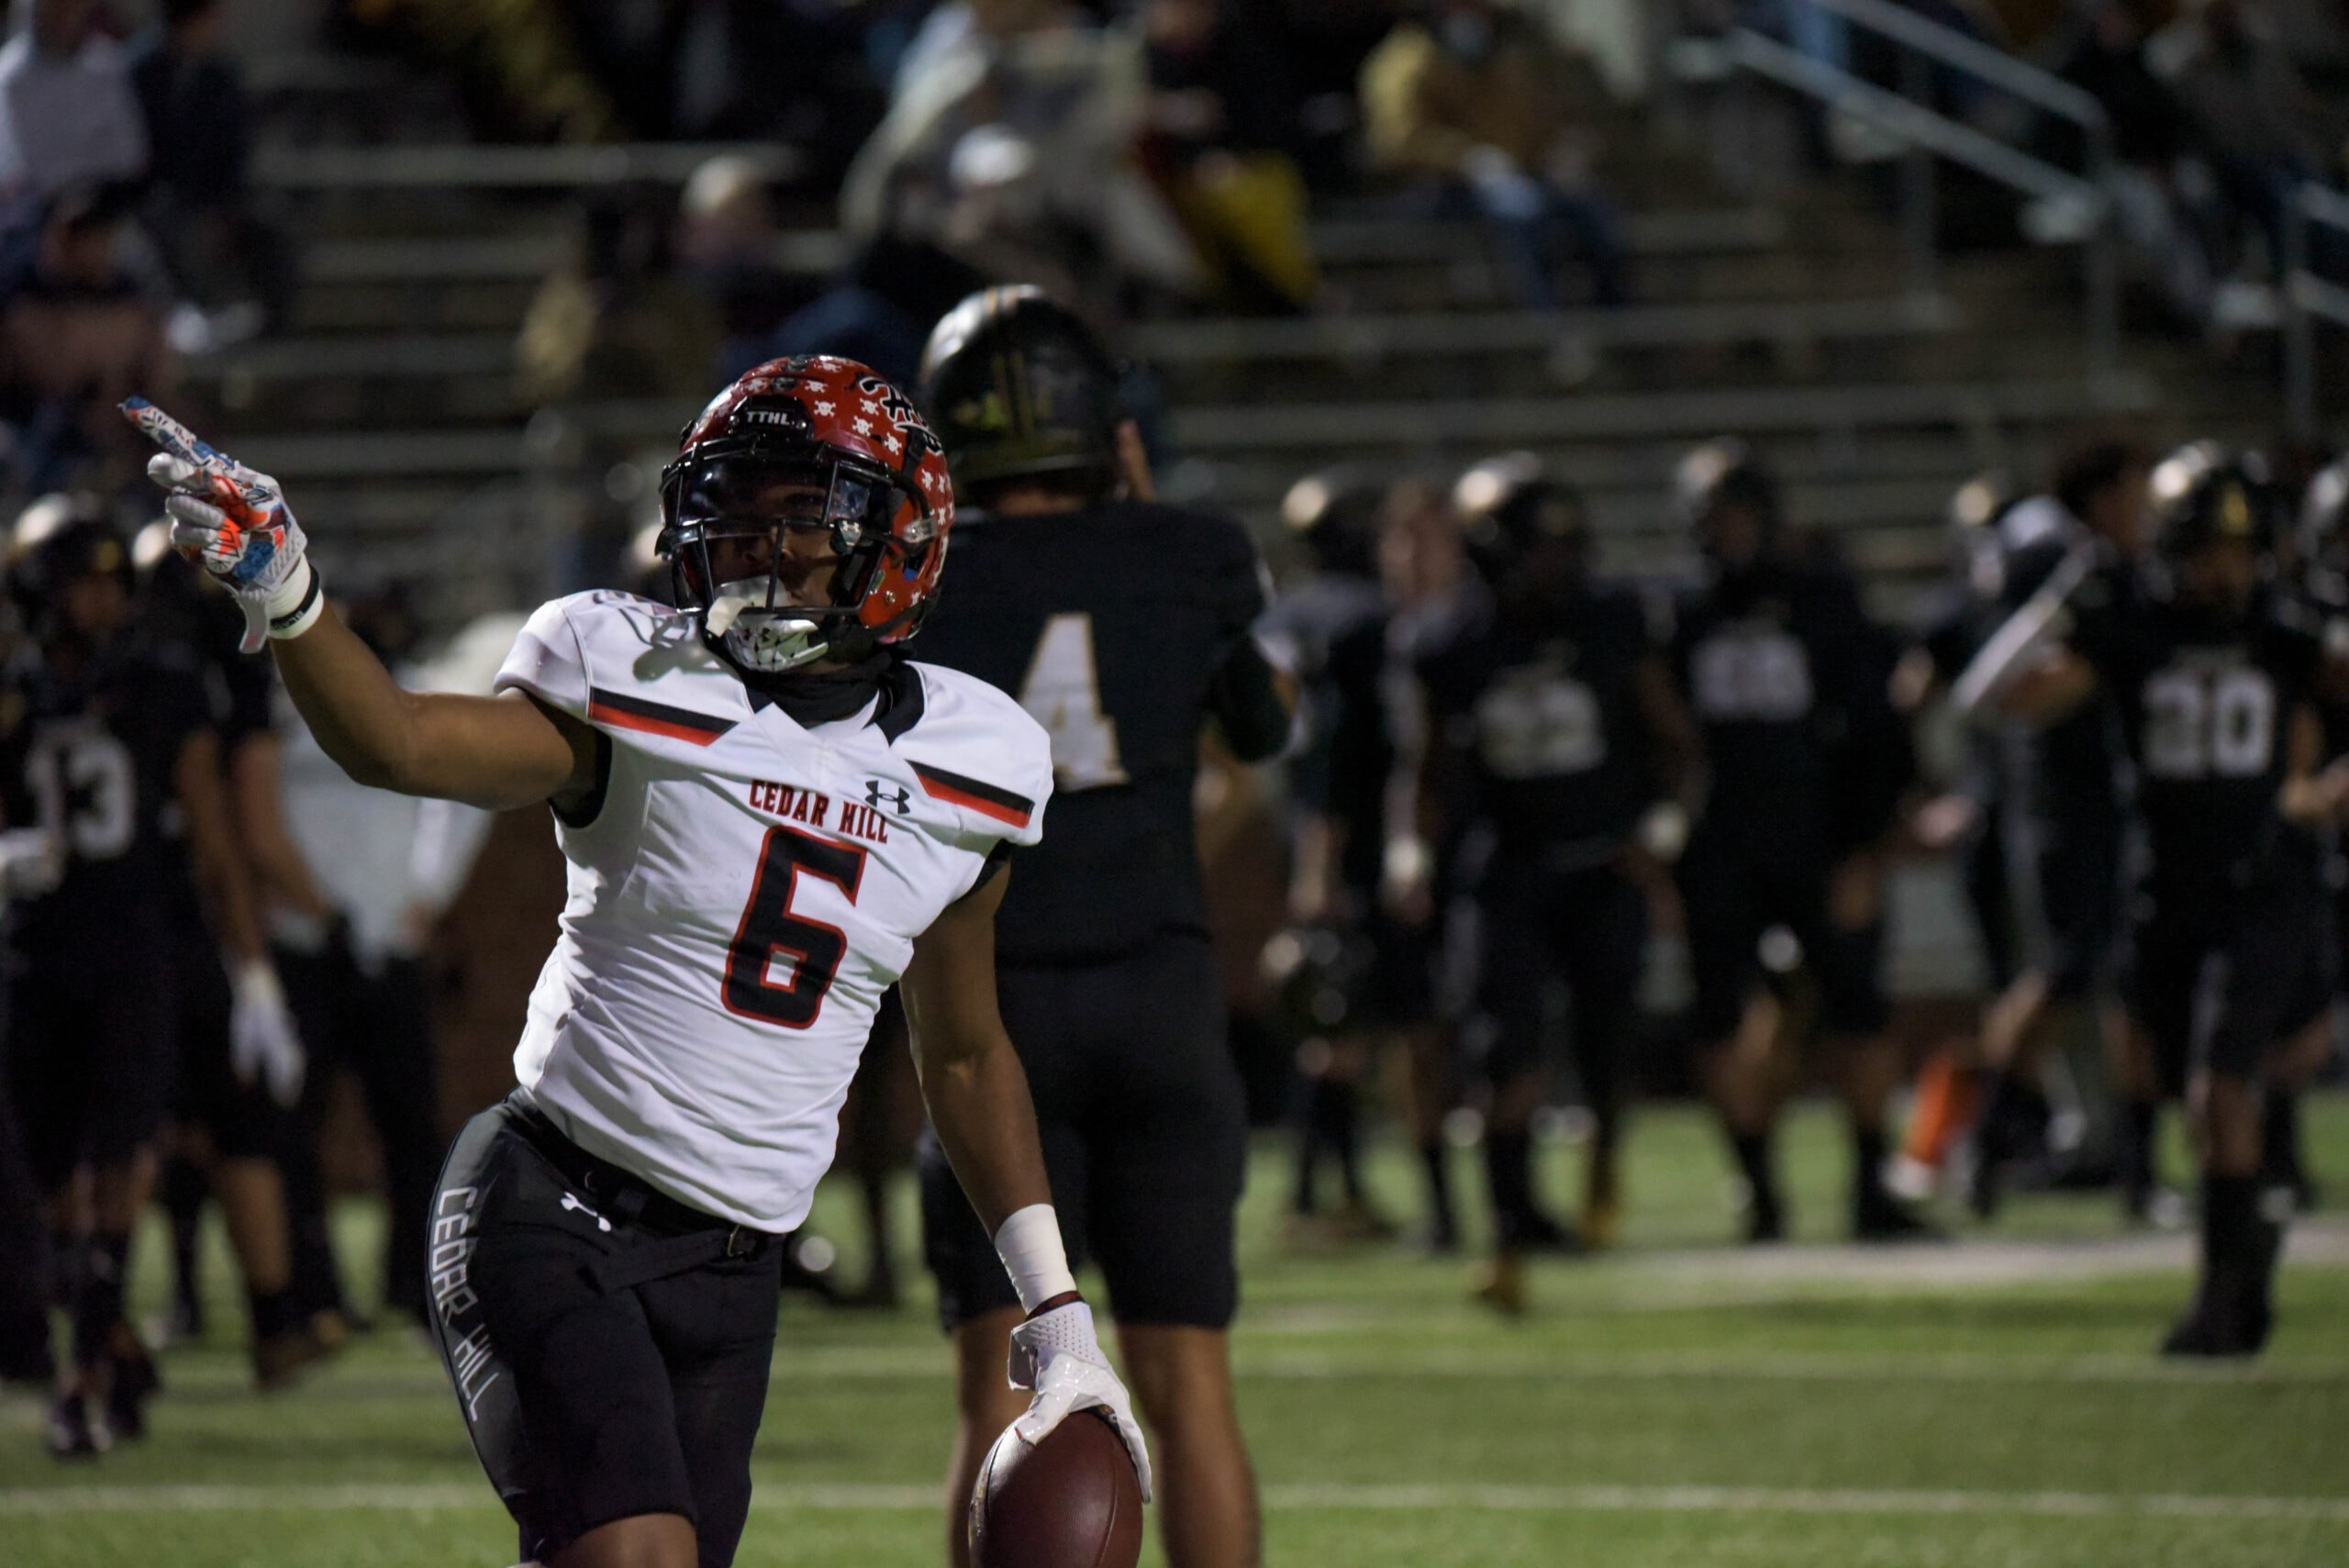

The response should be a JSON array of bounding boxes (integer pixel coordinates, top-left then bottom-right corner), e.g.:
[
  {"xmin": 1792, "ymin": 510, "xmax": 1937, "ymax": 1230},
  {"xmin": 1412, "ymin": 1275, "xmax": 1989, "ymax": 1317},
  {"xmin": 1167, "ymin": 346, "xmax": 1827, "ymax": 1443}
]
[{"xmin": 585, "ymin": 686, "xmax": 738, "ymax": 746}]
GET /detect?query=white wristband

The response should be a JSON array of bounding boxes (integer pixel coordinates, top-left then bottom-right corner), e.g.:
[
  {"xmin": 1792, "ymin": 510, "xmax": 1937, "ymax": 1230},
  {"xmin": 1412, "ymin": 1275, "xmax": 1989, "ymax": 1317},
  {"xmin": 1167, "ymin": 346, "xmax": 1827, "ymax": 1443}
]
[
  {"xmin": 993, "ymin": 1203, "xmax": 1077, "ymax": 1314},
  {"xmin": 266, "ymin": 560, "xmax": 325, "ymax": 640}
]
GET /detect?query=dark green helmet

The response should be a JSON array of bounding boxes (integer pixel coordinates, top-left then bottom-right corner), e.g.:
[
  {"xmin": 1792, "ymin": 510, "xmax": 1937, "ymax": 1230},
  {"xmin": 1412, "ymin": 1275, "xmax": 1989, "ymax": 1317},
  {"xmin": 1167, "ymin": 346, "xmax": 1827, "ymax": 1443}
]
[
  {"xmin": 2151, "ymin": 441, "xmax": 2279, "ymax": 561},
  {"xmin": 916, "ymin": 285, "xmax": 1123, "ymax": 495}
]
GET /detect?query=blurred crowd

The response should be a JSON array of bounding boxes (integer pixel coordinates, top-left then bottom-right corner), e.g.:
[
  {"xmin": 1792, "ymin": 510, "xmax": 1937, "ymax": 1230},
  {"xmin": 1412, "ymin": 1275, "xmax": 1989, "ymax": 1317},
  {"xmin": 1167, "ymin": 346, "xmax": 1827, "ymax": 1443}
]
[
  {"xmin": 0, "ymin": 0, "xmax": 282, "ymax": 503},
  {"xmin": 1699, "ymin": 0, "xmax": 2349, "ymax": 329}
]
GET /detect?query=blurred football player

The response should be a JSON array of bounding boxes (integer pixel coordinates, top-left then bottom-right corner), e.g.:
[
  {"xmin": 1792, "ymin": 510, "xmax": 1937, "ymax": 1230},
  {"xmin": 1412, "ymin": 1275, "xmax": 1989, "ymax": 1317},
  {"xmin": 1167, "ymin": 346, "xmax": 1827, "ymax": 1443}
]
[
  {"xmin": 1884, "ymin": 471, "xmax": 2019, "ymax": 1196},
  {"xmin": 132, "ymin": 523, "xmax": 337, "ymax": 1382},
  {"xmin": 254, "ymin": 584, "xmax": 493, "ymax": 1328},
  {"xmin": 1955, "ymin": 444, "xmax": 2154, "ymax": 1220},
  {"xmin": 2, "ymin": 515, "xmax": 297, "ymax": 1453},
  {"xmin": 1259, "ymin": 468, "xmax": 1408, "ymax": 1246},
  {"xmin": 1402, "ymin": 466, "xmax": 1694, "ymax": 1308},
  {"xmin": 1964, "ymin": 445, "xmax": 2342, "ymax": 1355},
  {"xmin": 1664, "ymin": 440, "xmax": 1932, "ymax": 1242},
  {"xmin": 129, "ymin": 361, "xmax": 1149, "ymax": 1568},
  {"xmin": 912, "ymin": 287, "xmax": 1288, "ymax": 1568}
]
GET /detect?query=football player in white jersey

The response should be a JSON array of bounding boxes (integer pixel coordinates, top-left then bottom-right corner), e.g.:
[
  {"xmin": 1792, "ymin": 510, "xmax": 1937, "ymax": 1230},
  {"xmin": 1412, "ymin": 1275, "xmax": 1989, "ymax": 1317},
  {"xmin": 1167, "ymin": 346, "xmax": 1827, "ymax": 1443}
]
[{"xmin": 125, "ymin": 360, "xmax": 1150, "ymax": 1568}]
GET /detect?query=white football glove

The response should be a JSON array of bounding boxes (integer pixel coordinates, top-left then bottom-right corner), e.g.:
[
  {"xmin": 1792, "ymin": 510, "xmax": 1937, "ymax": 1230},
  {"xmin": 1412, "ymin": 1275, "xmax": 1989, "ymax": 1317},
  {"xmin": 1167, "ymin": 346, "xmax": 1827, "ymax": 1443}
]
[
  {"xmin": 121, "ymin": 397, "xmax": 320, "ymax": 653},
  {"xmin": 1007, "ymin": 1299, "xmax": 1152, "ymax": 1502},
  {"xmin": 0, "ymin": 828, "xmax": 63, "ymax": 901},
  {"xmin": 229, "ymin": 960, "xmax": 306, "ymax": 1108}
]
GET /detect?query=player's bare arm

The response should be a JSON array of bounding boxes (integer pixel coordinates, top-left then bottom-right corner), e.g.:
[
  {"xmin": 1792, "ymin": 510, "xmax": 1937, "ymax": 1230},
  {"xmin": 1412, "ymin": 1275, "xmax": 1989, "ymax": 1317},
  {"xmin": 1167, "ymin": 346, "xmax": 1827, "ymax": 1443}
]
[
  {"xmin": 120, "ymin": 395, "xmax": 594, "ymax": 812},
  {"xmin": 1981, "ymin": 643, "xmax": 2099, "ymax": 725},
  {"xmin": 2277, "ymin": 704, "xmax": 2349, "ymax": 825},
  {"xmin": 172, "ymin": 727, "xmax": 266, "ymax": 962},
  {"xmin": 271, "ymin": 607, "xmax": 596, "ymax": 811},
  {"xmin": 901, "ymin": 867, "xmax": 1053, "ymax": 1233},
  {"xmin": 227, "ymin": 734, "xmax": 331, "ymax": 919}
]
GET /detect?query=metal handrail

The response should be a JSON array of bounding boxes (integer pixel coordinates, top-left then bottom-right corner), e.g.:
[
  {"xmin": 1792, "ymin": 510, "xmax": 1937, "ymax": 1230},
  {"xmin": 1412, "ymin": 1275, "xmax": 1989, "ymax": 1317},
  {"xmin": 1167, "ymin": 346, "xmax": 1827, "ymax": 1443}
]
[
  {"xmin": 1801, "ymin": 0, "xmax": 2110, "ymax": 138},
  {"xmin": 1728, "ymin": 32, "xmax": 2097, "ymax": 208},
  {"xmin": 1747, "ymin": 0, "xmax": 2120, "ymax": 384},
  {"xmin": 2283, "ymin": 181, "xmax": 2349, "ymax": 437},
  {"xmin": 1718, "ymin": 26, "xmax": 2121, "ymax": 389}
]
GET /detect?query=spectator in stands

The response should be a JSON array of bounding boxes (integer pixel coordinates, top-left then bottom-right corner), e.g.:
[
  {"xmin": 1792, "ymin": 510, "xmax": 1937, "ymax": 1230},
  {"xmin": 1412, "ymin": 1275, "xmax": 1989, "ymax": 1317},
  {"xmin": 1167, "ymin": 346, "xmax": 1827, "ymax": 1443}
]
[
  {"xmin": 127, "ymin": 0, "xmax": 289, "ymax": 345},
  {"xmin": 1360, "ymin": 0, "xmax": 1627, "ymax": 308},
  {"xmin": 676, "ymin": 154, "xmax": 812, "ymax": 385},
  {"xmin": 2170, "ymin": 0, "xmax": 2343, "ymax": 276},
  {"xmin": 752, "ymin": 234, "xmax": 989, "ymax": 388},
  {"xmin": 516, "ymin": 184, "xmax": 718, "ymax": 406},
  {"xmin": 840, "ymin": 0, "xmax": 1203, "ymax": 325},
  {"xmin": 1264, "ymin": 0, "xmax": 1404, "ymax": 194},
  {"xmin": 2054, "ymin": 0, "xmax": 2217, "ymax": 326},
  {"xmin": 1140, "ymin": 0, "xmax": 1322, "ymax": 314},
  {"xmin": 0, "ymin": 0, "xmax": 146, "ymax": 223},
  {"xmin": 0, "ymin": 183, "xmax": 173, "ymax": 495}
]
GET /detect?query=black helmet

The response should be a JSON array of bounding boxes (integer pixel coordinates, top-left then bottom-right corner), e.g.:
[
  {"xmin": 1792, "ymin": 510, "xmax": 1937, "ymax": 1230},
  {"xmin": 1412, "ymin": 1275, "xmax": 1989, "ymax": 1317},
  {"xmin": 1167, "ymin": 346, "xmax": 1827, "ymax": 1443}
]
[
  {"xmin": 7, "ymin": 510, "xmax": 132, "ymax": 642},
  {"xmin": 1462, "ymin": 478, "xmax": 1592, "ymax": 592},
  {"xmin": 1280, "ymin": 467, "xmax": 1386, "ymax": 579},
  {"xmin": 1673, "ymin": 437, "xmax": 1780, "ymax": 548},
  {"xmin": 1944, "ymin": 469, "xmax": 2017, "ymax": 602},
  {"xmin": 2299, "ymin": 455, "xmax": 2348, "ymax": 577},
  {"xmin": 917, "ymin": 285, "xmax": 1123, "ymax": 495},
  {"xmin": 2151, "ymin": 441, "xmax": 2278, "ymax": 561},
  {"xmin": 1451, "ymin": 450, "xmax": 1544, "ymax": 529}
]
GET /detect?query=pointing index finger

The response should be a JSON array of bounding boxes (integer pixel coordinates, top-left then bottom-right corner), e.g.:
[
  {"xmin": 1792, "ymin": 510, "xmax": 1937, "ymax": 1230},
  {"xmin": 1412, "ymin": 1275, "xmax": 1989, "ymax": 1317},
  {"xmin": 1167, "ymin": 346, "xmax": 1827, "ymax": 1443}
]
[{"xmin": 119, "ymin": 396, "xmax": 228, "ymax": 471}]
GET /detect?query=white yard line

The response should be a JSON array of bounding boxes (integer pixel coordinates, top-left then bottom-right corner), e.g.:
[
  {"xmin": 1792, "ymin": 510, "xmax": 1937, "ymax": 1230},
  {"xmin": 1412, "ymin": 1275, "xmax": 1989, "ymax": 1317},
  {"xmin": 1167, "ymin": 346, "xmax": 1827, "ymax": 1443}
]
[{"xmin": 4, "ymin": 1481, "xmax": 2346, "ymax": 1523}]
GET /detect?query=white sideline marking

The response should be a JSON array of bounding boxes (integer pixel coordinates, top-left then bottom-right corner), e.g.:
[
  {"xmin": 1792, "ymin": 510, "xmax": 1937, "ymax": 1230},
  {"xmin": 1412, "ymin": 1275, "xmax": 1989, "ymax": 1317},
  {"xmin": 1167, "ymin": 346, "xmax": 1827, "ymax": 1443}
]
[{"xmin": 4, "ymin": 1481, "xmax": 2347, "ymax": 1523}]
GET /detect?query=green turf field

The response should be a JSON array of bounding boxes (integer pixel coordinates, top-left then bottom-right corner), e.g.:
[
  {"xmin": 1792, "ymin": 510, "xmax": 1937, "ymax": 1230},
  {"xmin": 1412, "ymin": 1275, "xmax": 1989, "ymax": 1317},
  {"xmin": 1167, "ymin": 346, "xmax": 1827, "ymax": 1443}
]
[{"xmin": 6, "ymin": 1095, "xmax": 2348, "ymax": 1567}]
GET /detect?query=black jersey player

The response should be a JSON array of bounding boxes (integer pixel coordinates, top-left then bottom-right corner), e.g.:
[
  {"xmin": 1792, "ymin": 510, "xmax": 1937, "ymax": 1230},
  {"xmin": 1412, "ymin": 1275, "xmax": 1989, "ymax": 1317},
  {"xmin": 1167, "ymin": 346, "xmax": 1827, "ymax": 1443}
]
[
  {"xmin": 1, "ymin": 518, "xmax": 295, "ymax": 1451},
  {"xmin": 1964, "ymin": 445, "xmax": 2153, "ymax": 1220},
  {"xmin": 1973, "ymin": 445, "xmax": 2343, "ymax": 1355},
  {"xmin": 1664, "ymin": 440, "xmax": 1931, "ymax": 1242},
  {"xmin": 912, "ymin": 288, "xmax": 1291, "ymax": 1568},
  {"xmin": 133, "ymin": 535, "xmax": 339, "ymax": 1384},
  {"xmin": 1260, "ymin": 470, "xmax": 1413, "ymax": 1244},
  {"xmin": 1405, "ymin": 470, "xmax": 1693, "ymax": 1307}
]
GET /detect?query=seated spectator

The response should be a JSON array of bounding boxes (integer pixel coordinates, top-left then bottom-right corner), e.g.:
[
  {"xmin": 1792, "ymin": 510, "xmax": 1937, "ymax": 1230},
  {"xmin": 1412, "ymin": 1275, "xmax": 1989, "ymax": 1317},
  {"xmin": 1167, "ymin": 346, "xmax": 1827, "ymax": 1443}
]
[
  {"xmin": 127, "ymin": 0, "xmax": 289, "ymax": 343},
  {"xmin": 0, "ymin": 0, "xmax": 147, "ymax": 219},
  {"xmin": 516, "ymin": 185, "xmax": 718, "ymax": 406},
  {"xmin": 676, "ymin": 154, "xmax": 816, "ymax": 386},
  {"xmin": 1360, "ymin": 0, "xmax": 1627, "ymax": 308},
  {"xmin": 751, "ymin": 234, "xmax": 990, "ymax": 388},
  {"xmin": 0, "ymin": 183, "xmax": 173, "ymax": 495},
  {"xmin": 840, "ymin": 0, "xmax": 1203, "ymax": 326},
  {"xmin": 2169, "ymin": 0, "xmax": 2343, "ymax": 275},
  {"xmin": 1141, "ymin": 0, "xmax": 1322, "ymax": 314},
  {"xmin": 2053, "ymin": 0, "xmax": 2216, "ymax": 326}
]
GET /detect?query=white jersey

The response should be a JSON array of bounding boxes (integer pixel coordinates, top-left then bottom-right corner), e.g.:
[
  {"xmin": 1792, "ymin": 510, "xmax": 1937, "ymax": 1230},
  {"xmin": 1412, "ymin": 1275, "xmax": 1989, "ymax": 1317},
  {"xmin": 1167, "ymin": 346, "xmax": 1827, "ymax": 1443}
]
[{"xmin": 495, "ymin": 591, "xmax": 1052, "ymax": 1231}]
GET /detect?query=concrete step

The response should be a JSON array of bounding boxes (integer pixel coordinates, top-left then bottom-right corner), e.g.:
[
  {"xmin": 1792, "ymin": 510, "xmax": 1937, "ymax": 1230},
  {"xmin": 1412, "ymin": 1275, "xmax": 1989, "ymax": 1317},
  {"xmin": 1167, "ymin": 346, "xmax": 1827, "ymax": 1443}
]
[
  {"xmin": 252, "ymin": 140, "xmax": 801, "ymax": 192},
  {"xmin": 1164, "ymin": 373, "xmax": 2157, "ymax": 459}
]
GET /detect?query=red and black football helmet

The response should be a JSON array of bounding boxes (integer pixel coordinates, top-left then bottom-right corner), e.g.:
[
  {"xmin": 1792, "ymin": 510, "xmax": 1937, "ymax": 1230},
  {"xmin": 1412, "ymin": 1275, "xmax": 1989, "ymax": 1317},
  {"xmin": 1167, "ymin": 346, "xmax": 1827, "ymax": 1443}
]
[{"xmin": 658, "ymin": 356, "xmax": 953, "ymax": 674}]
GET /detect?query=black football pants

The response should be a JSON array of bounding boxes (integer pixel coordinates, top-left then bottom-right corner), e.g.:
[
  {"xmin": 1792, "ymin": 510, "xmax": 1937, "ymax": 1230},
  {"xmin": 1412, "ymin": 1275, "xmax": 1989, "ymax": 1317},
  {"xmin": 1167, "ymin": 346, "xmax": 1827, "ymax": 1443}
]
[{"xmin": 278, "ymin": 940, "xmax": 444, "ymax": 1317}]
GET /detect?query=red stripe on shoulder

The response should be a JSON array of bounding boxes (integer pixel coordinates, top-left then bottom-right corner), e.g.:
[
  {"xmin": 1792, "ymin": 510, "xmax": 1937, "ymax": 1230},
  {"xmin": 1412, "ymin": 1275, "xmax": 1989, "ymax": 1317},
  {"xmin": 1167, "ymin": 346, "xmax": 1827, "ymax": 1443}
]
[
  {"xmin": 910, "ymin": 762, "xmax": 1033, "ymax": 828},
  {"xmin": 586, "ymin": 687, "xmax": 736, "ymax": 746}
]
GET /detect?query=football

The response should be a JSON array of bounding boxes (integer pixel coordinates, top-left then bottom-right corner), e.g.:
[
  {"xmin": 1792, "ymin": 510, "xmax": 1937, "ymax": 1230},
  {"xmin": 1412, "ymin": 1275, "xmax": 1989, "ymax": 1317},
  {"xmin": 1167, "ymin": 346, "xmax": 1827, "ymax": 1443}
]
[{"xmin": 970, "ymin": 1408, "xmax": 1145, "ymax": 1568}]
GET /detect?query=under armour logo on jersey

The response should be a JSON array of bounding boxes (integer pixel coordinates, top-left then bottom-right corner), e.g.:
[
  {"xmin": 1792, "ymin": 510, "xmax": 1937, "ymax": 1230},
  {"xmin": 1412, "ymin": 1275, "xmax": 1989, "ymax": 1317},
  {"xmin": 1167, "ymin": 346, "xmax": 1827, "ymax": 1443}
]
[
  {"xmin": 560, "ymin": 1193, "xmax": 611, "ymax": 1233},
  {"xmin": 865, "ymin": 779, "xmax": 912, "ymax": 815}
]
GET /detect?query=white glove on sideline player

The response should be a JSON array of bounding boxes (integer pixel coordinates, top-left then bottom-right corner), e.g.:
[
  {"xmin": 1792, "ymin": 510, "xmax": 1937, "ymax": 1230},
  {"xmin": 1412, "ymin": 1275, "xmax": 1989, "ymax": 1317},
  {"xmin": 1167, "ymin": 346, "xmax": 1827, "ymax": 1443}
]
[
  {"xmin": 1007, "ymin": 1298, "xmax": 1153, "ymax": 1501},
  {"xmin": 0, "ymin": 828, "xmax": 63, "ymax": 901},
  {"xmin": 121, "ymin": 397, "xmax": 320, "ymax": 653},
  {"xmin": 229, "ymin": 960, "xmax": 306, "ymax": 1108}
]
